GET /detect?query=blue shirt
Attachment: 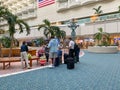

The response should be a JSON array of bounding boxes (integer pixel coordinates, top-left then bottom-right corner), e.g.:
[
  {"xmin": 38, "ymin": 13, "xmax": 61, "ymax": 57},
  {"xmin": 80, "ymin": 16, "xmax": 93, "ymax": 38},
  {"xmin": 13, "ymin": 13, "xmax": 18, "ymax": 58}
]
[
  {"xmin": 48, "ymin": 38, "xmax": 59, "ymax": 53},
  {"xmin": 20, "ymin": 45, "xmax": 28, "ymax": 52},
  {"xmin": 57, "ymin": 50, "xmax": 62, "ymax": 56}
]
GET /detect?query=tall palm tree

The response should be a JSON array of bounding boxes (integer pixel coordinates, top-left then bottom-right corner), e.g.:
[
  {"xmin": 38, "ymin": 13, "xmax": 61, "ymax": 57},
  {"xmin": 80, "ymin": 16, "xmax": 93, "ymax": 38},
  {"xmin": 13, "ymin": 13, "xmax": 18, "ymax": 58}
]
[
  {"xmin": 38, "ymin": 19, "xmax": 66, "ymax": 39},
  {"xmin": 94, "ymin": 27, "xmax": 110, "ymax": 46},
  {"xmin": 0, "ymin": 29, "xmax": 5, "ymax": 57},
  {"xmin": 0, "ymin": 6, "xmax": 30, "ymax": 56}
]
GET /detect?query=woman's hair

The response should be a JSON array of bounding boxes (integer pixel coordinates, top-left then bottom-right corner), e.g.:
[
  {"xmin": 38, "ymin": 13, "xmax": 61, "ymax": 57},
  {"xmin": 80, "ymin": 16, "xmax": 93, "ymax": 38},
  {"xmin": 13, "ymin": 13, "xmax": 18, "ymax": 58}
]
[
  {"xmin": 51, "ymin": 36, "xmax": 54, "ymax": 39},
  {"xmin": 69, "ymin": 37, "xmax": 72, "ymax": 40},
  {"xmin": 23, "ymin": 41, "xmax": 26, "ymax": 45}
]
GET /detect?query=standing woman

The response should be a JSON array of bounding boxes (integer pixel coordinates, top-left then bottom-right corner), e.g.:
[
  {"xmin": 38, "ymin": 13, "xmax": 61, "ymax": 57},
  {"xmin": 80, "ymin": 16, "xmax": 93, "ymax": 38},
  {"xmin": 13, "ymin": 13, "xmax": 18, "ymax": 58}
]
[{"xmin": 20, "ymin": 41, "xmax": 30, "ymax": 69}]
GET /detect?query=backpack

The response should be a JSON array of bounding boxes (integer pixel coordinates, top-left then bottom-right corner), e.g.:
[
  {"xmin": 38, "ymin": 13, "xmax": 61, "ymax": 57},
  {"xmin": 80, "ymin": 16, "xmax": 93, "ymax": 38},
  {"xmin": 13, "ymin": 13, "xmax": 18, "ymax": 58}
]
[{"xmin": 74, "ymin": 43, "xmax": 79, "ymax": 51}]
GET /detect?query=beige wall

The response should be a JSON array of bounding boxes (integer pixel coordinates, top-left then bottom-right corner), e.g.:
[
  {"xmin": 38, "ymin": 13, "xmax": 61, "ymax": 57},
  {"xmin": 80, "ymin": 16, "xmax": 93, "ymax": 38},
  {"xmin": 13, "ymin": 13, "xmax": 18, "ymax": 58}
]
[
  {"xmin": 26, "ymin": 0, "xmax": 118, "ymax": 25},
  {"xmin": 14, "ymin": 0, "xmax": 120, "ymax": 39}
]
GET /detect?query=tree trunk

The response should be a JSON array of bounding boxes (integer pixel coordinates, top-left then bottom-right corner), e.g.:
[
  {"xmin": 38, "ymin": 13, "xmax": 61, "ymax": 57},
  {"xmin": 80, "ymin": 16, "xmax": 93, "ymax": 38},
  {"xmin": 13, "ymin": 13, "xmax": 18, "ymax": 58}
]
[
  {"xmin": 9, "ymin": 35, "xmax": 14, "ymax": 57},
  {"xmin": 0, "ymin": 43, "xmax": 2, "ymax": 57}
]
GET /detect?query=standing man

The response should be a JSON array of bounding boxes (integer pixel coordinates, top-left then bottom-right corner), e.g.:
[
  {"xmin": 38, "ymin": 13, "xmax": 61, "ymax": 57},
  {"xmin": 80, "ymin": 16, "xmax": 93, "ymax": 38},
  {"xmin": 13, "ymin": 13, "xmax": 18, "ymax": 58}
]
[
  {"xmin": 74, "ymin": 43, "xmax": 80, "ymax": 62},
  {"xmin": 20, "ymin": 41, "xmax": 30, "ymax": 69},
  {"xmin": 68, "ymin": 37, "xmax": 75, "ymax": 57},
  {"xmin": 48, "ymin": 36, "xmax": 59, "ymax": 68}
]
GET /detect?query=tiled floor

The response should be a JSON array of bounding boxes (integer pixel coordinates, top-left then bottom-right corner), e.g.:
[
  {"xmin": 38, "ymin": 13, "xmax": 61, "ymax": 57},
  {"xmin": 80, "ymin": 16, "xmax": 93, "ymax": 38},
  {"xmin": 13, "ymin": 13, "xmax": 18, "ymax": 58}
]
[
  {"xmin": 0, "ymin": 50, "xmax": 83, "ymax": 76},
  {"xmin": 0, "ymin": 51, "xmax": 120, "ymax": 90}
]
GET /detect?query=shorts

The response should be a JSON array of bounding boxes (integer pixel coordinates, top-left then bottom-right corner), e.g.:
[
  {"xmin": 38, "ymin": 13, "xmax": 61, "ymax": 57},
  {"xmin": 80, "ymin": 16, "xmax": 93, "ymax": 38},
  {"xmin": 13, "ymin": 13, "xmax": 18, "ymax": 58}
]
[{"xmin": 49, "ymin": 52, "xmax": 58, "ymax": 59}]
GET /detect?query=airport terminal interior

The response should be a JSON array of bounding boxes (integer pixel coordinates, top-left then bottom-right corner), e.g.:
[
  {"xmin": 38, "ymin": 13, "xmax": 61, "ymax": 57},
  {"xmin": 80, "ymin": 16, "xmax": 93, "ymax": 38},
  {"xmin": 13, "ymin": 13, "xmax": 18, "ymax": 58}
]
[{"xmin": 0, "ymin": 0, "xmax": 120, "ymax": 90}]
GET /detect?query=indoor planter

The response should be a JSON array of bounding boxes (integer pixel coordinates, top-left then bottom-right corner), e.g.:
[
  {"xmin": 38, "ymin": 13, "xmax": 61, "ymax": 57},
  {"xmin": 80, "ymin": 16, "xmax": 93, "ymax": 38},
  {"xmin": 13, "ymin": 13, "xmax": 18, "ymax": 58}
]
[{"xmin": 88, "ymin": 28, "xmax": 119, "ymax": 53}]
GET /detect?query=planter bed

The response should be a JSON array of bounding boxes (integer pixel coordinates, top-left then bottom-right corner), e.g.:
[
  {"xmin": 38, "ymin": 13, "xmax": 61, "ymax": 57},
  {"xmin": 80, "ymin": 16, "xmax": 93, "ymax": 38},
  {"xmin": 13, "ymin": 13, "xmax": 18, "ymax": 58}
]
[{"xmin": 87, "ymin": 46, "xmax": 119, "ymax": 53}]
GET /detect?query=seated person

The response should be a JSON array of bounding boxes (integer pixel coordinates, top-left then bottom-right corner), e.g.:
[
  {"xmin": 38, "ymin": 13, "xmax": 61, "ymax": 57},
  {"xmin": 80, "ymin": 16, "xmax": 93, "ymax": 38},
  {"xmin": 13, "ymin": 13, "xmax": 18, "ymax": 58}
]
[{"xmin": 37, "ymin": 45, "xmax": 45, "ymax": 57}]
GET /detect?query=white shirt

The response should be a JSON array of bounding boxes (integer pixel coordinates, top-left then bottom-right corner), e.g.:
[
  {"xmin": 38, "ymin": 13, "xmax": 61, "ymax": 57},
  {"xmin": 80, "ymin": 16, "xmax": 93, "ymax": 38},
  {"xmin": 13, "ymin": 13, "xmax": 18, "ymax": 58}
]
[{"xmin": 69, "ymin": 40, "xmax": 75, "ymax": 49}]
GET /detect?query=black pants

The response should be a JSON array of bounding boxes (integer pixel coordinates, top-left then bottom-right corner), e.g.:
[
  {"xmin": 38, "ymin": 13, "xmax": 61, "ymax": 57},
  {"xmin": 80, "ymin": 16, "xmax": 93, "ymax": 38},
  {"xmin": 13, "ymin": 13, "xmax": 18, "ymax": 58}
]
[
  {"xmin": 45, "ymin": 53, "xmax": 49, "ymax": 62},
  {"xmin": 75, "ymin": 50, "xmax": 80, "ymax": 62},
  {"xmin": 69, "ymin": 49, "xmax": 74, "ymax": 57}
]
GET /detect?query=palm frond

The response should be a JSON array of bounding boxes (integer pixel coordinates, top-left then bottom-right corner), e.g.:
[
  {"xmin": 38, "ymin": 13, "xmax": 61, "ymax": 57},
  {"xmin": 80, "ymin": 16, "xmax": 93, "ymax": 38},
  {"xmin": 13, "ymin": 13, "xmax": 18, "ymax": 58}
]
[
  {"xmin": 38, "ymin": 24, "xmax": 46, "ymax": 30},
  {"xmin": 93, "ymin": 6, "xmax": 103, "ymax": 14},
  {"xmin": 43, "ymin": 19, "xmax": 50, "ymax": 26},
  {"xmin": 17, "ymin": 20, "xmax": 30, "ymax": 35},
  {"xmin": 17, "ymin": 23, "xmax": 24, "ymax": 34},
  {"xmin": 98, "ymin": 6, "xmax": 102, "ymax": 11},
  {"xmin": 118, "ymin": 6, "xmax": 120, "ymax": 12}
]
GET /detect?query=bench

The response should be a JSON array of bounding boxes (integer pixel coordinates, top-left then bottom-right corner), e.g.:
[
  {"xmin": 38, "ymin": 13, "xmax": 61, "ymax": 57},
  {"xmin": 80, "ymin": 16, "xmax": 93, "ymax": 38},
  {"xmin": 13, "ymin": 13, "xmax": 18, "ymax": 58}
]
[
  {"xmin": 0, "ymin": 49, "xmax": 40, "ymax": 69},
  {"xmin": 0, "ymin": 57, "xmax": 20, "ymax": 69},
  {"xmin": 29, "ymin": 56, "xmax": 39, "ymax": 67},
  {"xmin": 0, "ymin": 56, "xmax": 40, "ymax": 70}
]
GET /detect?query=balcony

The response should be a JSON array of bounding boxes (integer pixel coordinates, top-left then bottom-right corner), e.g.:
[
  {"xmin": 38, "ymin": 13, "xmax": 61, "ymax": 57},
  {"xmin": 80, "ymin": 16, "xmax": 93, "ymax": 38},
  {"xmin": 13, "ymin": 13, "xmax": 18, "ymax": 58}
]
[
  {"xmin": 16, "ymin": 12, "xmax": 22, "ymax": 19},
  {"xmin": 56, "ymin": 0, "xmax": 68, "ymax": 2},
  {"xmin": 57, "ymin": 2, "xmax": 68, "ymax": 12},
  {"xmin": 22, "ymin": 10, "xmax": 28, "ymax": 15},
  {"xmin": 22, "ymin": 1, "xmax": 28, "ymax": 6},
  {"xmin": 81, "ymin": 0, "xmax": 96, "ymax": 5},
  {"xmin": 16, "ymin": 3, "xmax": 23, "ymax": 9},
  {"xmin": 0, "ymin": 20, "xmax": 7, "ymax": 25},
  {"xmin": 27, "ymin": 12, "xmax": 37, "ymax": 19},
  {"xmin": 68, "ymin": 0, "xmax": 81, "ymax": 8},
  {"xmin": 21, "ymin": 15, "xmax": 28, "ymax": 20}
]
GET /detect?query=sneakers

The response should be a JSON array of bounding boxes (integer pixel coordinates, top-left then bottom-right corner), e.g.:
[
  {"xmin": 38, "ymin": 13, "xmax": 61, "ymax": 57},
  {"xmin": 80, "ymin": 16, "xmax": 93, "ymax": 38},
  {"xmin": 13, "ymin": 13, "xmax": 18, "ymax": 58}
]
[
  {"xmin": 46, "ymin": 62, "xmax": 49, "ymax": 65},
  {"xmin": 48, "ymin": 65, "xmax": 55, "ymax": 69},
  {"xmin": 27, "ymin": 66, "xmax": 31, "ymax": 69}
]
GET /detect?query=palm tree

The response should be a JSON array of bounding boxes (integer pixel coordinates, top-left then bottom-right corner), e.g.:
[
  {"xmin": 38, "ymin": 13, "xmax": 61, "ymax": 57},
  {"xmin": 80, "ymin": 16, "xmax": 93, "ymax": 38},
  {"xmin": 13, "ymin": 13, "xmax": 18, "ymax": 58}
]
[
  {"xmin": 55, "ymin": 30, "xmax": 66, "ymax": 40},
  {"xmin": 0, "ymin": 29, "xmax": 5, "ymax": 57},
  {"xmin": 93, "ymin": 6, "xmax": 103, "ymax": 15},
  {"xmin": 94, "ymin": 27, "xmax": 110, "ymax": 46},
  {"xmin": 0, "ymin": 6, "xmax": 30, "ymax": 56},
  {"xmin": 91, "ymin": 6, "xmax": 103, "ymax": 22},
  {"xmin": 38, "ymin": 19, "xmax": 66, "ymax": 39},
  {"xmin": 118, "ymin": 6, "xmax": 120, "ymax": 12},
  {"xmin": 0, "ymin": 38, "xmax": 2, "ymax": 57}
]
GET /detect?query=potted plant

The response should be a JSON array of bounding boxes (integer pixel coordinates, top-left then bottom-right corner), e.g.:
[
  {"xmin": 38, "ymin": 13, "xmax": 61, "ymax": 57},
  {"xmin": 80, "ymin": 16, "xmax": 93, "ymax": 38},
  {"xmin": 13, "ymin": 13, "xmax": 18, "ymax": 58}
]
[
  {"xmin": 40, "ymin": 54, "xmax": 46, "ymax": 66},
  {"xmin": 94, "ymin": 27, "xmax": 110, "ymax": 46},
  {"xmin": 91, "ymin": 6, "xmax": 103, "ymax": 22}
]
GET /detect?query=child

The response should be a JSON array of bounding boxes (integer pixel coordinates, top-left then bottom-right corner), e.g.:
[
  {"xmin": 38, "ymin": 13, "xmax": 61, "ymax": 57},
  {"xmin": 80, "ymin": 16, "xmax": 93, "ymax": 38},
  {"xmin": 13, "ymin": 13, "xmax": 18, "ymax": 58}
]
[
  {"xmin": 44, "ymin": 44, "xmax": 49, "ymax": 64},
  {"xmin": 57, "ymin": 47, "xmax": 62, "ymax": 64},
  {"xmin": 37, "ymin": 45, "xmax": 45, "ymax": 57}
]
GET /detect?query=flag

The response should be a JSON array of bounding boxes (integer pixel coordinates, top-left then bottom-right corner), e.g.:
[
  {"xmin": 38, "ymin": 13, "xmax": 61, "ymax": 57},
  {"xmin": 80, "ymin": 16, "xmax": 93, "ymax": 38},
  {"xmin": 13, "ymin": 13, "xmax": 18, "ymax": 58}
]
[{"xmin": 38, "ymin": 0, "xmax": 55, "ymax": 8}]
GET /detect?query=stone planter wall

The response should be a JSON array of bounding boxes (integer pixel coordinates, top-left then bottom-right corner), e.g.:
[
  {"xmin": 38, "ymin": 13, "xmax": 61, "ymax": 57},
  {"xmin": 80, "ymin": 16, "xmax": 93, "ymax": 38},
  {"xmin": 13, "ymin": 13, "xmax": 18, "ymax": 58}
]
[{"xmin": 87, "ymin": 46, "xmax": 119, "ymax": 54}]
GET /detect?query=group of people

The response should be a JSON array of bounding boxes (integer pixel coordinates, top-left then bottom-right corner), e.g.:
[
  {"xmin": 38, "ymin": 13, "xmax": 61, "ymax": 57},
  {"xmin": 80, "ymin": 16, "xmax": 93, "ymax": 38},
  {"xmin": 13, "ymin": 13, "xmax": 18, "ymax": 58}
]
[
  {"xmin": 68, "ymin": 37, "xmax": 80, "ymax": 63},
  {"xmin": 37, "ymin": 36, "xmax": 62, "ymax": 68},
  {"xmin": 20, "ymin": 36, "xmax": 80, "ymax": 69}
]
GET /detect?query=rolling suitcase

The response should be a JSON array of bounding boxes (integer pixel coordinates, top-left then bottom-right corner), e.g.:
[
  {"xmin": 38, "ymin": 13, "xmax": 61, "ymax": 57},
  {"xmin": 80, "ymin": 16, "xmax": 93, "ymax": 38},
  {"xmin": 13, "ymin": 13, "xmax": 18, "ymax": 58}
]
[
  {"xmin": 63, "ymin": 53, "xmax": 69, "ymax": 64},
  {"xmin": 66, "ymin": 57, "xmax": 75, "ymax": 69}
]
